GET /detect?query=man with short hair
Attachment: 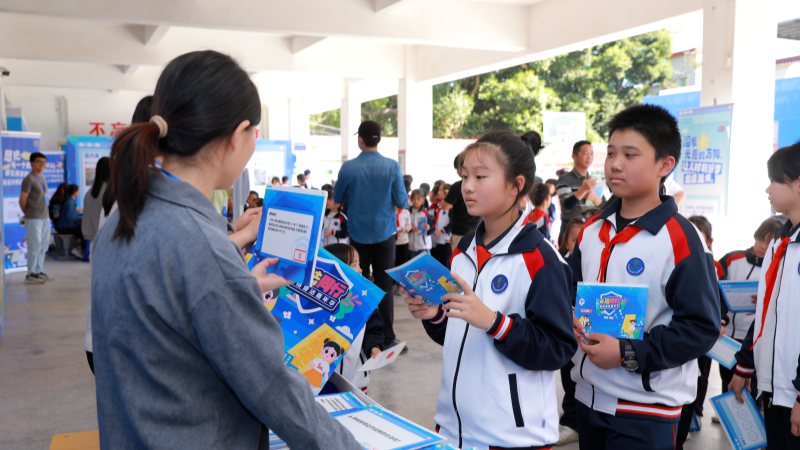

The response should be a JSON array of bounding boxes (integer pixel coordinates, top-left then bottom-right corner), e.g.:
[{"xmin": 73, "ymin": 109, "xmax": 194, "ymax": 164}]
[
  {"xmin": 20, "ymin": 152, "xmax": 51, "ymax": 284},
  {"xmin": 334, "ymin": 120, "xmax": 407, "ymax": 351},
  {"xmin": 556, "ymin": 140, "xmax": 603, "ymax": 237}
]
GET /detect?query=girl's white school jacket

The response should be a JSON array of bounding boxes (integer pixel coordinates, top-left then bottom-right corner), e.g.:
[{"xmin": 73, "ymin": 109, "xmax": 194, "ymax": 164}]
[
  {"xmin": 423, "ymin": 215, "xmax": 576, "ymax": 450},
  {"xmin": 735, "ymin": 221, "xmax": 800, "ymax": 409},
  {"xmin": 408, "ymin": 207, "xmax": 433, "ymax": 252}
]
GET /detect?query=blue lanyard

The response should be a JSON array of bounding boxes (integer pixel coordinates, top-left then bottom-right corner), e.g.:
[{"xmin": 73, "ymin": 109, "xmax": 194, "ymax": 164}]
[
  {"xmin": 34, "ymin": 172, "xmax": 47, "ymax": 193},
  {"xmin": 160, "ymin": 169, "xmax": 181, "ymax": 182}
]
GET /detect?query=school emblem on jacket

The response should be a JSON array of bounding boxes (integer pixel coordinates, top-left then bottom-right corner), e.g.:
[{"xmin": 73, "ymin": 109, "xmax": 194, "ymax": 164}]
[
  {"xmin": 491, "ymin": 274, "xmax": 509, "ymax": 294},
  {"xmin": 626, "ymin": 257, "xmax": 645, "ymax": 276}
]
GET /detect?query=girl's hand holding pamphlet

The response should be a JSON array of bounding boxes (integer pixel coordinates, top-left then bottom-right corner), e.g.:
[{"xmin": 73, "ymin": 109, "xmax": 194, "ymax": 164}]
[{"xmin": 440, "ymin": 272, "xmax": 496, "ymax": 331}]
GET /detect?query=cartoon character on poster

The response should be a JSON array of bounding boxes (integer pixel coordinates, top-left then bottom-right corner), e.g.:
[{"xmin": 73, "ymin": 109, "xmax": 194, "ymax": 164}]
[
  {"xmin": 303, "ymin": 338, "xmax": 342, "ymax": 388},
  {"xmin": 438, "ymin": 276, "xmax": 460, "ymax": 292}
]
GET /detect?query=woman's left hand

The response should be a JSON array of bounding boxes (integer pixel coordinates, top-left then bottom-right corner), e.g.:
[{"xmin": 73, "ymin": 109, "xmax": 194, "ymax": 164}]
[
  {"xmin": 233, "ymin": 206, "xmax": 261, "ymax": 232},
  {"xmin": 441, "ymin": 272, "xmax": 495, "ymax": 330}
]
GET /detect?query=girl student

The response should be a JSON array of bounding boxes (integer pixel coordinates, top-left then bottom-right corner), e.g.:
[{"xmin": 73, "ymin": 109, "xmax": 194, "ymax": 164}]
[
  {"xmin": 404, "ymin": 130, "xmax": 577, "ymax": 450},
  {"xmin": 408, "ymin": 189, "xmax": 433, "ymax": 257},
  {"xmin": 731, "ymin": 142, "xmax": 800, "ymax": 449},
  {"xmin": 715, "ymin": 217, "xmax": 781, "ymax": 403},
  {"xmin": 523, "ymin": 181, "xmax": 552, "ymax": 240},
  {"xmin": 91, "ymin": 50, "xmax": 360, "ymax": 449},
  {"xmin": 558, "ymin": 217, "xmax": 585, "ymax": 262},
  {"xmin": 324, "ymin": 243, "xmax": 385, "ymax": 394}
]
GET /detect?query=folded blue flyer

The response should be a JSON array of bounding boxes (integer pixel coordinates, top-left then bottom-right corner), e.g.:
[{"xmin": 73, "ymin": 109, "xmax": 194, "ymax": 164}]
[
  {"xmin": 255, "ymin": 185, "xmax": 327, "ymax": 285},
  {"xmin": 711, "ymin": 389, "xmax": 767, "ymax": 450},
  {"xmin": 331, "ymin": 405, "xmax": 444, "ymax": 450},
  {"xmin": 574, "ymin": 282, "xmax": 649, "ymax": 340},
  {"xmin": 719, "ymin": 281, "xmax": 758, "ymax": 313},
  {"xmin": 245, "ymin": 247, "xmax": 384, "ymax": 395},
  {"xmin": 689, "ymin": 410, "xmax": 700, "ymax": 433},
  {"xmin": 386, "ymin": 252, "xmax": 462, "ymax": 306},
  {"xmin": 706, "ymin": 335, "xmax": 742, "ymax": 370}
]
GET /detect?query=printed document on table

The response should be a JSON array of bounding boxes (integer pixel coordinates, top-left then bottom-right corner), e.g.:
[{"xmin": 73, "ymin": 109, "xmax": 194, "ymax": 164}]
[
  {"xmin": 331, "ymin": 406, "xmax": 443, "ymax": 450},
  {"xmin": 315, "ymin": 392, "xmax": 366, "ymax": 413}
]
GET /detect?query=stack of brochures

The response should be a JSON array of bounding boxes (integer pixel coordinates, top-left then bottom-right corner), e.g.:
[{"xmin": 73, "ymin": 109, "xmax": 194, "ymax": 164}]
[
  {"xmin": 386, "ymin": 253, "xmax": 462, "ymax": 306},
  {"xmin": 269, "ymin": 375, "xmax": 475, "ymax": 450}
]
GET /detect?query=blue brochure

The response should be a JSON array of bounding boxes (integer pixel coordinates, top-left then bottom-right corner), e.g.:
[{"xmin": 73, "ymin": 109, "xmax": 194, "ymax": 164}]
[
  {"xmin": 689, "ymin": 410, "xmax": 700, "ymax": 432},
  {"xmin": 331, "ymin": 406, "xmax": 444, "ymax": 450},
  {"xmin": 574, "ymin": 282, "xmax": 649, "ymax": 340},
  {"xmin": 706, "ymin": 335, "xmax": 742, "ymax": 370},
  {"xmin": 386, "ymin": 252, "xmax": 462, "ymax": 306},
  {"xmin": 245, "ymin": 247, "xmax": 384, "ymax": 395},
  {"xmin": 719, "ymin": 281, "xmax": 758, "ymax": 313},
  {"xmin": 711, "ymin": 389, "xmax": 767, "ymax": 450},
  {"xmin": 255, "ymin": 185, "xmax": 327, "ymax": 285},
  {"xmin": 315, "ymin": 392, "xmax": 366, "ymax": 413}
]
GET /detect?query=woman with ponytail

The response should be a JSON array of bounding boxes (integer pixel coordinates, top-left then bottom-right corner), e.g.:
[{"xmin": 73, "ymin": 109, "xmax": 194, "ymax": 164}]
[{"xmin": 90, "ymin": 51, "xmax": 359, "ymax": 450}]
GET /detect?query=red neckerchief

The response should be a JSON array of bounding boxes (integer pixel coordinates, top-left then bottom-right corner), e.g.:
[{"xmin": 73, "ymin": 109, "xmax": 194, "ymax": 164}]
[
  {"xmin": 596, "ymin": 220, "xmax": 644, "ymax": 282},
  {"xmin": 752, "ymin": 236, "xmax": 791, "ymax": 347},
  {"xmin": 396, "ymin": 209, "xmax": 402, "ymax": 236}
]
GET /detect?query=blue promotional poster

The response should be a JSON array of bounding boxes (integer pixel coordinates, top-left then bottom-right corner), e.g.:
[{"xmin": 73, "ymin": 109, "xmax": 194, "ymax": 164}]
[
  {"xmin": 245, "ymin": 139, "xmax": 295, "ymax": 194},
  {"xmin": 674, "ymin": 104, "xmax": 733, "ymax": 218},
  {"xmin": 66, "ymin": 136, "xmax": 113, "ymax": 208},
  {"xmin": 246, "ymin": 247, "xmax": 384, "ymax": 395},
  {"xmin": 706, "ymin": 335, "xmax": 742, "ymax": 370},
  {"xmin": 719, "ymin": 281, "xmax": 758, "ymax": 313},
  {"xmin": 386, "ymin": 253, "xmax": 461, "ymax": 306},
  {"xmin": 41, "ymin": 152, "xmax": 67, "ymax": 201},
  {"xmin": 574, "ymin": 282, "xmax": 649, "ymax": 340},
  {"xmin": 1, "ymin": 131, "xmax": 42, "ymax": 273},
  {"xmin": 256, "ymin": 185, "xmax": 327, "ymax": 285},
  {"xmin": 711, "ymin": 389, "xmax": 767, "ymax": 450}
]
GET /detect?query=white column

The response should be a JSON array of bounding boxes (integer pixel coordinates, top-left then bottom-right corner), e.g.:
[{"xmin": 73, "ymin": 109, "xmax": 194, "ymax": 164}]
[
  {"xmin": 264, "ymin": 99, "xmax": 290, "ymax": 141},
  {"xmin": 701, "ymin": 0, "xmax": 776, "ymax": 253},
  {"xmin": 289, "ymin": 98, "xmax": 310, "ymax": 143},
  {"xmin": 340, "ymin": 79, "xmax": 362, "ymax": 162},
  {"xmin": 397, "ymin": 45, "xmax": 433, "ymax": 178}
]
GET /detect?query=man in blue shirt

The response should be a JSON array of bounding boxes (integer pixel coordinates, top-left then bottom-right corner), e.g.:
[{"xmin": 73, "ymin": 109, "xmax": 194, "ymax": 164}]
[{"xmin": 334, "ymin": 121, "xmax": 407, "ymax": 348}]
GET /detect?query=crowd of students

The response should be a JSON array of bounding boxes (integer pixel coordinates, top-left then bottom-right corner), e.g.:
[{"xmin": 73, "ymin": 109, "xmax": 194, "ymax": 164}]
[{"xmin": 80, "ymin": 49, "xmax": 800, "ymax": 450}]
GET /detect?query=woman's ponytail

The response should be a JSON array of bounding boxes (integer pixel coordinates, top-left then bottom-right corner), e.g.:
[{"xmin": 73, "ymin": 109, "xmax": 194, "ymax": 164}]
[{"xmin": 108, "ymin": 121, "xmax": 160, "ymax": 241}]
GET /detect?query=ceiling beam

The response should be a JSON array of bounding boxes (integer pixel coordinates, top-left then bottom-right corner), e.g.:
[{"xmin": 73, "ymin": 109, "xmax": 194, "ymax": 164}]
[
  {"xmin": 0, "ymin": 13, "xmax": 405, "ymax": 78},
  {"xmin": 1, "ymin": 59, "xmax": 158, "ymax": 91},
  {"xmin": 374, "ymin": 0, "xmax": 407, "ymax": 13},
  {"xmin": 0, "ymin": 0, "xmax": 528, "ymax": 52},
  {"xmin": 291, "ymin": 36, "xmax": 326, "ymax": 54},
  {"xmin": 143, "ymin": 24, "xmax": 170, "ymax": 46}
]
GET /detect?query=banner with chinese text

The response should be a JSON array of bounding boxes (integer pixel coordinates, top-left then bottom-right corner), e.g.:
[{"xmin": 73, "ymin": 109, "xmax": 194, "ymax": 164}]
[{"xmin": 674, "ymin": 104, "xmax": 733, "ymax": 217}]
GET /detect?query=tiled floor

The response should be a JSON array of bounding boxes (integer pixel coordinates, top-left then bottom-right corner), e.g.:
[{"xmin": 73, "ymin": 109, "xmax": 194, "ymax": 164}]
[{"xmin": 0, "ymin": 258, "xmax": 734, "ymax": 449}]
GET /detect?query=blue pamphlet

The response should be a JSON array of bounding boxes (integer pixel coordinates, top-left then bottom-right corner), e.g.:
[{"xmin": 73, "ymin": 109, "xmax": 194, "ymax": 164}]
[
  {"xmin": 711, "ymin": 389, "xmax": 767, "ymax": 450},
  {"xmin": 416, "ymin": 216, "xmax": 427, "ymax": 234},
  {"xmin": 706, "ymin": 335, "xmax": 742, "ymax": 370},
  {"xmin": 386, "ymin": 253, "xmax": 462, "ymax": 306},
  {"xmin": 256, "ymin": 185, "xmax": 327, "ymax": 285},
  {"xmin": 245, "ymin": 247, "xmax": 384, "ymax": 395},
  {"xmin": 689, "ymin": 410, "xmax": 700, "ymax": 432},
  {"xmin": 719, "ymin": 281, "xmax": 758, "ymax": 313},
  {"xmin": 315, "ymin": 392, "xmax": 367, "ymax": 413},
  {"xmin": 574, "ymin": 282, "xmax": 649, "ymax": 340},
  {"xmin": 331, "ymin": 406, "xmax": 444, "ymax": 450}
]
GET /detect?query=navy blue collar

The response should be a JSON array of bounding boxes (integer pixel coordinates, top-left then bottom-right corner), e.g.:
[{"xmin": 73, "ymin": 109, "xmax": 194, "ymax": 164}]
[
  {"xmin": 474, "ymin": 216, "xmax": 518, "ymax": 251},
  {"xmin": 778, "ymin": 219, "xmax": 800, "ymax": 243},
  {"xmin": 598, "ymin": 195, "xmax": 678, "ymax": 235}
]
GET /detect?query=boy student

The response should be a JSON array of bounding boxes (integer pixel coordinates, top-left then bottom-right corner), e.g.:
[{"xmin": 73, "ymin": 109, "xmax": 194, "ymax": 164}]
[
  {"xmin": 321, "ymin": 187, "xmax": 348, "ymax": 246},
  {"xmin": 570, "ymin": 104, "xmax": 721, "ymax": 449},
  {"xmin": 731, "ymin": 143, "xmax": 800, "ymax": 449}
]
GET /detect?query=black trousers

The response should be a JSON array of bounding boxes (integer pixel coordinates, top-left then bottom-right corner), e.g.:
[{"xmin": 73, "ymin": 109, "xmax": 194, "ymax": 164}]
[
  {"xmin": 352, "ymin": 235, "xmax": 397, "ymax": 344},
  {"xmin": 395, "ymin": 243, "xmax": 409, "ymax": 268},
  {"xmin": 560, "ymin": 360, "xmax": 578, "ymax": 431},
  {"xmin": 86, "ymin": 351, "xmax": 94, "ymax": 375},
  {"xmin": 675, "ymin": 355, "xmax": 713, "ymax": 449},
  {"xmin": 431, "ymin": 243, "xmax": 453, "ymax": 269},
  {"xmin": 577, "ymin": 401, "xmax": 678, "ymax": 450},
  {"xmin": 763, "ymin": 392, "xmax": 800, "ymax": 450}
]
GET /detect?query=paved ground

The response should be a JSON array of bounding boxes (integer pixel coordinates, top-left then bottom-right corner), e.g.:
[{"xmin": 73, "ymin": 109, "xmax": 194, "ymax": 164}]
[{"xmin": 0, "ymin": 258, "xmax": 733, "ymax": 449}]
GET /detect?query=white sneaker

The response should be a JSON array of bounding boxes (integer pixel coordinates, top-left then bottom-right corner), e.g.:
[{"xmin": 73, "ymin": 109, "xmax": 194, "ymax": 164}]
[
  {"xmin": 686, "ymin": 431, "xmax": 692, "ymax": 440},
  {"xmin": 555, "ymin": 425, "xmax": 579, "ymax": 445},
  {"xmin": 71, "ymin": 248, "xmax": 83, "ymax": 258}
]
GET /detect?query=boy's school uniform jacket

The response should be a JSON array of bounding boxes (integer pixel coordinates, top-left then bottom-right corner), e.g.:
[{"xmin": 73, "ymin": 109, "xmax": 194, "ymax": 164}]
[
  {"xmin": 408, "ymin": 207, "xmax": 433, "ymax": 252},
  {"xmin": 323, "ymin": 210, "xmax": 349, "ymax": 246},
  {"xmin": 719, "ymin": 248, "xmax": 763, "ymax": 340},
  {"xmin": 568, "ymin": 196, "xmax": 721, "ymax": 423},
  {"xmin": 432, "ymin": 207, "xmax": 452, "ymax": 246},
  {"xmin": 422, "ymin": 214, "xmax": 577, "ymax": 450},
  {"xmin": 734, "ymin": 221, "xmax": 800, "ymax": 409}
]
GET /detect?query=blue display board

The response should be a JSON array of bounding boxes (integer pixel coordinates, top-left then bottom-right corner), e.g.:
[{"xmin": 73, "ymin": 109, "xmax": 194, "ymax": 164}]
[
  {"xmin": 0, "ymin": 132, "xmax": 4, "ymax": 342},
  {"xmin": 246, "ymin": 139, "xmax": 295, "ymax": 195},
  {"xmin": 66, "ymin": 136, "xmax": 113, "ymax": 209},
  {"xmin": 1, "ymin": 131, "xmax": 42, "ymax": 273},
  {"xmin": 41, "ymin": 151, "xmax": 67, "ymax": 201},
  {"xmin": 674, "ymin": 104, "xmax": 734, "ymax": 217}
]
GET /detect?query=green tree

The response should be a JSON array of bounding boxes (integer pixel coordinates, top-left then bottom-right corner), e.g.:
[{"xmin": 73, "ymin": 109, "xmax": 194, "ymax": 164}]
[
  {"xmin": 433, "ymin": 84, "xmax": 475, "ymax": 138},
  {"xmin": 310, "ymin": 109, "xmax": 340, "ymax": 136},
  {"xmin": 361, "ymin": 97, "xmax": 398, "ymax": 137}
]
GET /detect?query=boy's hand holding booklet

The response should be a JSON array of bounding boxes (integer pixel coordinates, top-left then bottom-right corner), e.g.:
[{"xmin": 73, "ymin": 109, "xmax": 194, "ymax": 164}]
[
  {"xmin": 574, "ymin": 282, "xmax": 649, "ymax": 341},
  {"xmin": 386, "ymin": 253, "xmax": 462, "ymax": 306}
]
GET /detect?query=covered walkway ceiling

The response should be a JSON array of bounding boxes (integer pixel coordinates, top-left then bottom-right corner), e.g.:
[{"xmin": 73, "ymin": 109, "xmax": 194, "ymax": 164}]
[{"xmin": 0, "ymin": 0, "xmax": 703, "ymax": 102}]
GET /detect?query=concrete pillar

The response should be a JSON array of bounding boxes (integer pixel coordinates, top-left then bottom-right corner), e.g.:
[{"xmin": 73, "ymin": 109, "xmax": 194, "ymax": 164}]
[
  {"xmin": 341, "ymin": 79, "xmax": 362, "ymax": 162},
  {"xmin": 264, "ymin": 99, "xmax": 290, "ymax": 141},
  {"xmin": 701, "ymin": 0, "xmax": 776, "ymax": 253},
  {"xmin": 397, "ymin": 45, "xmax": 433, "ymax": 177}
]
